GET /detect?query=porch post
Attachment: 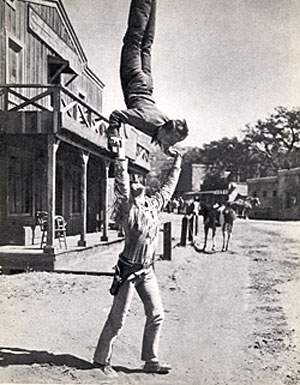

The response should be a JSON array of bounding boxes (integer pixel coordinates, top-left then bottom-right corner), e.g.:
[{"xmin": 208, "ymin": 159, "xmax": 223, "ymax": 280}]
[
  {"xmin": 44, "ymin": 136, "xmax": 60, "ymax": 253},
  {"xmin": 101, "ymin": 161, "xmax": 110, "ymax": 242},
  {"xmin": 78, "ymin": 151, "xmax": 89, "ymax": 247},
  {"xmin": 0, "ymin": 141, "xmax": 7, "ymax": 228}
]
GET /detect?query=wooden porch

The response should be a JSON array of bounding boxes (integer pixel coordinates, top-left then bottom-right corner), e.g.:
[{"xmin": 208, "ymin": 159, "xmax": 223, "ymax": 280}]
[
  {"xmin": 0, "ymin": 84, "xmax": 152, "ymax": 253},
  {"xmin": 0, "ymin": 228, "xmax": 124, "ymax": 275}
]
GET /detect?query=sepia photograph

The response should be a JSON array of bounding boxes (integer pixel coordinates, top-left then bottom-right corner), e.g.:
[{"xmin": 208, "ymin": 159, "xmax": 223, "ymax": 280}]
[{"xmin": 0, "ymin": 0, "xmax": 300, "ymax": 384}]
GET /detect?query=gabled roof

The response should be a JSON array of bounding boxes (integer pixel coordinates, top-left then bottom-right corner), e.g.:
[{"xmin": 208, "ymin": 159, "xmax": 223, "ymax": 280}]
[{"xmin": 23, "ymin": 0, "xmax": 105, "ymax": 88}]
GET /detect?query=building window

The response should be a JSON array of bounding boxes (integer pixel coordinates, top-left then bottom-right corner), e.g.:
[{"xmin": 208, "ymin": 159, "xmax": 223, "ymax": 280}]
[
  {"xmin": 262, "ymin": 191, "xmax": 267, "ymax": 198},
  {"xmin": 7, "ymin": 37, "xmax": 23, "ymax": 83},
  {"xmin": 285, "ymin": 192, "xmax": 291, "ymax": 209},
  {"xmin": 71, "ymin": 169, "xmax": 81, "ymax": 214},
  {"xmin": 8, "ymin": 153, "xmax": 32, "ymax": 215},
  {"xmin": 272, "ymin": 190, "xmax": 277, "ymax": 197}
]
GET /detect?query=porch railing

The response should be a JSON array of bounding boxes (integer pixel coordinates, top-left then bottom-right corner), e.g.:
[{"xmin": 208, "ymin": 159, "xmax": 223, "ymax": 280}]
[
  {"xmin": 0, "ymin": 84, "xmax": 151, "ymax": 168},
  {"xmin": 0, "ymin": 84, "xmax": 109, "ymax": 136}
]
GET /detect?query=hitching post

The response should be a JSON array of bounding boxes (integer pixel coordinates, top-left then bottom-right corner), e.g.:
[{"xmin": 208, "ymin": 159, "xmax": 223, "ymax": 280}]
[
  {"xmin": 163, "ymin": 222, "xmax": 172, "ymax": 260},
  {"xmin": 180, "ymin": 216, "xmax": 188, "ymax": 246},
  {"xmin": 188, "ymin": 215, "xmax": 194, "ymax": 242}
]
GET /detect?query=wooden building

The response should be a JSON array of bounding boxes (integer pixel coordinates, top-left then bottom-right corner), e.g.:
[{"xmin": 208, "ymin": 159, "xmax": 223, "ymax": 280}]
[
  {"xmin": 176, "ymin": 163, "xmax": 207, "ymax": 196},
  {"xmin": 247, "ymin": 168, "xmax": 300, "ymax": 220},
  {"xmin": 0, "ymin": 0, "xmax": 151, "ymax": 252}
]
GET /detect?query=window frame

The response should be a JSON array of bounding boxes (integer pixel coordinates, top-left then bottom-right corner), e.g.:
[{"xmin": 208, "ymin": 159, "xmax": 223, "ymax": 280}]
[{"xmin": 6, "ymin": 34, "xmax": 24, "ymax": 84}]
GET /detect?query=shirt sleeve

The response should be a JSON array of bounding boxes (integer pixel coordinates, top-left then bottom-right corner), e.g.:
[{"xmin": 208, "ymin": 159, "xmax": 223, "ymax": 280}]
[
  {"xmin": 151, "ymin": 163, "xmax": 182, "ymax": 211},
  {"xmin": 114, "ymin": 158, "xmax": 130, "ymax": 214}
]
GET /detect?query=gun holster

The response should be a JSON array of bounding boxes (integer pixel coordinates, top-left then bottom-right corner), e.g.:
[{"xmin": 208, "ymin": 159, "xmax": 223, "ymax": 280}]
[
  {"xmin": 109, "ymin": 259, "xmax": 144, "ymax": 296},
  {"xmin": 109, "ymin": 264, "xmax": 122, "ymax": 296}
]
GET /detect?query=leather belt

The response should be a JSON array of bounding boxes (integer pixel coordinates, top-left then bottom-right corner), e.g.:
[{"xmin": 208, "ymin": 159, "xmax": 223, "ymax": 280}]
[{"xmin": 119, "ymin": 256, "xmax": 152, "ymax": 269}]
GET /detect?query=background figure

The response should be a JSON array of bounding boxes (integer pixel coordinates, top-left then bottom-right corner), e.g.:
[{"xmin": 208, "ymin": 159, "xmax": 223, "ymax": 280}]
[
  {"xmin": 107, "ymin": 0, "xmax": 188, "ymax": 154},
  {"xmin": 93, "ymin": 138, "xmax": 182, "ymax": 378},
  {"xmin": 178, "ymin": 196, "xmax": 185, "ymax": 214},
  {"xmin": 172, "ymin": 198, "xmax": 179, "ymax": 214},
  {"xmin": 192, "ymin": 198, "xmax": 200, "ymax": 235}
]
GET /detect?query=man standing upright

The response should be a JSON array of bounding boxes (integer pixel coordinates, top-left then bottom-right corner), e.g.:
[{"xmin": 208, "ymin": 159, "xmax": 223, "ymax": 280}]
[
  {"xmin": 93, "ymin": 138, "xmax": 182, "ymax": 377},
  {"xmin": 107, "ymin": 0, "xmax": 188, "ymax": 155}
]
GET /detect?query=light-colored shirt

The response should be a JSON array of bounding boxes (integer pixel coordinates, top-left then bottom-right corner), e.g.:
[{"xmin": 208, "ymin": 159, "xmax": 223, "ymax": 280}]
[
  {"xmin": 193, "ymin": 201, "xmax": 200, "ymax": 214},
  {"xmin": 114, "ymin": 157, "xmax": 181, "ymax": 265}
]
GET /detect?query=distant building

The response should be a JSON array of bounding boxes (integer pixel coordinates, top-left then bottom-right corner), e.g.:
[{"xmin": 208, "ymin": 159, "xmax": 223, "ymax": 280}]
[
  {"xmin": 176, "ymin": 162, "xmax": 248, "ymax": 205},
  {"xmin": 176, "ymin": 163, "xmax": 207, "ymax": 196},
  {"xmin": 192, "ymin": 182, "xmax": 248, "ymax": 206},
  {"xmin": 0, "ymin": 0, "xmax": 151, "ymax": 249},
  {"xmin": 247, "ymin": 167, "xmax": 300, "ymax": 220}
]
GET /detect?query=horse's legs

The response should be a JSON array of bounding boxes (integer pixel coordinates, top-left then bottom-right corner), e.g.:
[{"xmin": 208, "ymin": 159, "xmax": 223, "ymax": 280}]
[
  {"xmin": 245, "ymin": 209, "xmax": 249, "ymax": 220},
  {"xmin": 222, "ymin": 227, "xmax": 226, "ymax": 252},
  {"xmin": 202, "ymin": 227, "xmax": 208, "ymax": 251},
  {"xmin": 211, "ymin": 228, "xmax": 216, "ymax": 251},
  {"xmin": 225, "ymin": 232, "xmax": 231, "ymax": 251}
]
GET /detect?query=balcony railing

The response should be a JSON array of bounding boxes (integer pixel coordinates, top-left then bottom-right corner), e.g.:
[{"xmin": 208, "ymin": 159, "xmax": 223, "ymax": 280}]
[
  {"xmin": 0, "ymin": 84, "xmax": 151, "ymax": 170},
  {"xmin": 0, "ymin": 84, "xmax": 109, "ymax": 136}
]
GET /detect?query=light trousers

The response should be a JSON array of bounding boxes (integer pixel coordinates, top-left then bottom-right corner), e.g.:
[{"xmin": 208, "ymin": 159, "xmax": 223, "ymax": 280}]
[{"xmin": 94, "ymin": 267, "xmax": 164, "ymax": 365}]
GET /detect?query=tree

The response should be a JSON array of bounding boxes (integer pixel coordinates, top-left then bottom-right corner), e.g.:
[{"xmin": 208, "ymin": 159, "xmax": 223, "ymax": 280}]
[
  {"xmin": 244, "ymin": 106, "xmax": 300, "ymax": 171},
  {"xmin": 194, "ymin": 137, "xmax": 260, "ymax": 182},
  {"xmin": 181, "ymin": 146, "xmax": 202, "ymax": 165}
]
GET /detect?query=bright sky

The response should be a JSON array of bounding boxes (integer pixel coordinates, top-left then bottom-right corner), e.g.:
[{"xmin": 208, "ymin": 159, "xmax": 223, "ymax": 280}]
[{"xmin": 63, "ymin": 0, "xmax": 300, "ymax": 147}]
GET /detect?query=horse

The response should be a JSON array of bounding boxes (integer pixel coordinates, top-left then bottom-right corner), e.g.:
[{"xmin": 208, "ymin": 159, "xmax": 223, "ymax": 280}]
[
  {"xmin": 195, "ymin": 202, "xmax": 237, "ymax": 252},
  {"xmin": 218, "ymin": 203, "xmax": 237, "ymax": 251},
  {"xmin": 199, "ymin": 202, "xmax": 220, "ymax": 252},
  {"xmin": 231, "ymin": 197, "xmax": 260, "ymax": 219}
]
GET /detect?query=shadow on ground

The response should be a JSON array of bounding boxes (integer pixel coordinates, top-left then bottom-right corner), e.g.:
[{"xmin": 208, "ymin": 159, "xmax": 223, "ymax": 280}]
[{"xmin": 0, "ymin": 346, "xmax": 94, "ymax": 370}]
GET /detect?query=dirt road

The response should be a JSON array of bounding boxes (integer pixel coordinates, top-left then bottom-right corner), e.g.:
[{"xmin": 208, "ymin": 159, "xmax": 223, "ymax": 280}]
[{"xmin": 0, "ymin": 214, "xmax": 300, "ymax": 385}]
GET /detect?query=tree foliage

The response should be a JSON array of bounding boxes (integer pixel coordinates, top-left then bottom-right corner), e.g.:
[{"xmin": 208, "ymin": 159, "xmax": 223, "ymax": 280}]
[
  {"xmin": 149, "ymin": 106, "xmax": 300, "ymax": 189},
  {"xmin": 244, "ymin": 106, "xmax": 300, "ymax": 171},
  {"xmin": 180, "ymin": 106, "xmax": 300, "ymax": 181},
  {"xmin": 182, "ymin": 137, "xmax": 263, "ymax": 182}
]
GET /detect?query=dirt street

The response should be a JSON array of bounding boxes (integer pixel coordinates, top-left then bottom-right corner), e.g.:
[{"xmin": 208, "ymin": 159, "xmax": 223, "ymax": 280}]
[{"xmin": 0, "ymin": 214, "xmax": 300, "ymax": 385}]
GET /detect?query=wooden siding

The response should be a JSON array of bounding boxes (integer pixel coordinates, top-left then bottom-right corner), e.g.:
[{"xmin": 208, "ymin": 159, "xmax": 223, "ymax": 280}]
[
  {"xmin": 0, "ymin": 111, "xmax": 55, "ymax": 134},
  {"xmin": 30, "ymin": 3, "xmax": 77, "ymax": 53},
  {"xmin": 2, "ymin": 0, "xmax": 103, "ymax": 111},
  {"xmin": 0, "ymin": 139, "xmax": 7, "ymax": 225},
  {"xmin": 64, "ymin": 73, "xmax": 103, "ymax": 113},
  {"xmin": 0, "ymin": 1, "xmax": 6, "ymax": 89}
]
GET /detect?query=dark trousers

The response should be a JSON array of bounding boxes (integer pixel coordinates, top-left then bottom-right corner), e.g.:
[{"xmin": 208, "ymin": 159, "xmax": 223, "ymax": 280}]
[{"xmin": 120, "ymin": 0, "xmax": 156, "ymax": 105}]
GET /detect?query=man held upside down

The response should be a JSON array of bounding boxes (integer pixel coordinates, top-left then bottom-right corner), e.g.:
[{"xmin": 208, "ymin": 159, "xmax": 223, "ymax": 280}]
[{"xmin": 107, "ymin": 0, "xmax": 188, "ymax": 155}]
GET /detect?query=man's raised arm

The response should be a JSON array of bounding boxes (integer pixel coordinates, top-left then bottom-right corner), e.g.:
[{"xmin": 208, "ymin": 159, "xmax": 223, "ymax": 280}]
[
  {"xmin": 114, "ymin": 138, "xmax": 130, "ymax": 211},
  {"xmin": 153, "ymin": 149, "xmax": 182, "ymax": 211}
]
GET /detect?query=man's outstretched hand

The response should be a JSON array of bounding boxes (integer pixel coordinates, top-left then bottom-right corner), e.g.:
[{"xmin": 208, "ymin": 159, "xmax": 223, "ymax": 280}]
[
  {"xmin": 165, "ymin": 147, "xmax": 182, "ymax": 168},
  {"xmin": 109, "ymin": 136, "xmax": 123, "ymax": 156},
  {"xmin": 165, "ymin": 147, "xmax": 181, "ymax": 158},
  {"xmin": 111, "ymin": 137, "xmax": 126, "ymax": 160}
]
